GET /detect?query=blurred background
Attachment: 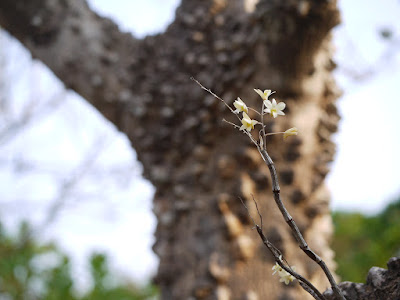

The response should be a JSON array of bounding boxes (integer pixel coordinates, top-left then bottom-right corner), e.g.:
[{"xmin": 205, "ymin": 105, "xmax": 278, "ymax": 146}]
[{"xmin": 0, "ymin": 0, "xmax": 399, "ymax": 298}]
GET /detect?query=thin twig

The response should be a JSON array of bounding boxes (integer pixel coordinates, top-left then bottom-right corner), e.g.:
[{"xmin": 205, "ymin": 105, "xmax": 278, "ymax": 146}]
[
  {"xmin": 192, "ymin": 77, "xmax": 262, "ymax": 148},
  {"xmin": 251, "ymin": 195, "xmax": 263, "ymax": 229},
  {"xmin": 249, "ymin": 107, "xmax": 261, "ymax": 115},
  {"xmin": 261, "ymin": 100, "xmax": 267, "ymax": 149},
  {"xmin": 240, "ymin": 197, "xmax": 326, "ymax": 300},
  {"xmin": 190, "ymin": 77, "xmax": 240, "ymax": 121},
  {"xmin": 222, "ymin": 119, "xmax": 259, "ymax": 146},
  {"xmin": 222, "ymin": 119, "xmax": 241, "ymax": 130},
  {"xmin": 258, "ymin": 148, "xmax": 345, "ymax": 300}
]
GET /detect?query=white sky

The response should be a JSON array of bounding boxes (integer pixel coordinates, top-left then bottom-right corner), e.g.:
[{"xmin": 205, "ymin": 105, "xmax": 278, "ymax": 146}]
[
  {"xmin": 329, "ymin": 0, "xmax": 400, "ymax": 213},
  {"xmin": 0, "ymin": 0, "xmax": 399, "ymax": 290}
]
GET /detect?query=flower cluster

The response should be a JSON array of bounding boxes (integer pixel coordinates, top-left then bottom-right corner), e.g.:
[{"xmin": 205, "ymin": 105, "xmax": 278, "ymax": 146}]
[
  {"xmin": 272, "ymin": 262, "xmax": 296, "ymax": 285},
  {"xmin": 231, "ymin": 88, "xmax": 297, "ymax": 139}
]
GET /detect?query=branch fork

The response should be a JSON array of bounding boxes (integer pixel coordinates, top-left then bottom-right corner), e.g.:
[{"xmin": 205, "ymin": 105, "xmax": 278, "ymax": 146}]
[{"xmin": 193, "ymin": 78, "xmax": 345, "ymax": 300}]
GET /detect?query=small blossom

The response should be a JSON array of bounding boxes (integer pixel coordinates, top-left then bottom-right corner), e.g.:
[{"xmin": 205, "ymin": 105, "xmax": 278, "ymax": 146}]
[
  {"xmin": 233, "ymin": 97, "xmax": 248, "ymax": 114},
  {"xmin": 279, "ymin": 271, "xmax": 296, "ymax": 285},
  {"xmin": 264, "ymin": 98, "xmax": 286, "ymax": 118},
  {"xmin": 272, "ymin": 263, "xmax": 283, "ymax": 275},
  {"xmin": 254, "ymin": 89, "xmax": 273, "ymax": 100},
  {"xmin": 240, "ymin": 112, "xmax": 259, "ymax": 132},
  {"xmin": 272, "ymin": 262, "xmax": 296, "ymax": 285},
  {"xmin": 283, "ymin": 127, "xmax": 298, "ymax": 139}
]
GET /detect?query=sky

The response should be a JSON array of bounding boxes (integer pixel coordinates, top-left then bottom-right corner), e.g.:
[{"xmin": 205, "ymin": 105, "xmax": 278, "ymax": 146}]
[
  {"xmin": 0, "ymin": 0, "xmax": 400, "ymax": 291},
  {"xmin": 0, "ymin": 32, "xmax": 157, "ymax": 288},
  {"xmin": 329, "ymin": 0, "xmax": 400, "ymax": 212}
]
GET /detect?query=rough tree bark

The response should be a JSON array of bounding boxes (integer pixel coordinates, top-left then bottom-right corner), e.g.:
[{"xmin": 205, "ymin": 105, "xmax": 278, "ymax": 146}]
[
  {"xmin": 0, "ymin": 0, "xmax": 342, "ymax": 299},
  {"xmin": 324, "ymin": 257, "xmax": 400, "ymax": 300}
]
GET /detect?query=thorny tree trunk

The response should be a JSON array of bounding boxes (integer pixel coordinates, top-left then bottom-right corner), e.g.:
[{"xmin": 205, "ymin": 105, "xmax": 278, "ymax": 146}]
[{"xmin": 0, "ymin": 0, "xmax": 342, "ymax": 299}]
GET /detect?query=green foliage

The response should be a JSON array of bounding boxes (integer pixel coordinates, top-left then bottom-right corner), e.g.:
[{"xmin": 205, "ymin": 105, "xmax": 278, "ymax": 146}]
[
  {"xmin": 0, "ymin": 221, "xmax": 158, "ymax": 300},
  {"xmin": 332, "ymin": 197, "xmax": 400, "ymax": 283},
  {"xmin": 82, "ymin": 253, "xmax": 158, "ymax": 300}
]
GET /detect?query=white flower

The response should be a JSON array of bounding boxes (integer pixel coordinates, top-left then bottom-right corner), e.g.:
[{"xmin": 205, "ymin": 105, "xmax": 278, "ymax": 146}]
[
  {"xmin": 240, "ymin": 112, "xmax": 259, "ymax": 132},
  {"xmin": 272, "ymin": 262, "xmax": 296, "ymax": 285},
  {"xmin": 279, "ymin": 272, "xmax": 296, "ymax": 285},
  {"xmin": 264, "ymin": 98, "xmax": 286, "ymax": 118},
  {"xmin": 254, "ymin": 89, "xmax": 273, "ymax": 100},
  {"xmin": 233, "ymin": 97, "xmax": 248, "ymax": 114},
  {"xmin": 272, "ymin": 263, "xmax": 283, "ymax": 275},
  {"xmin": 283, "ymin": 127, "xmax": 298, "ymax": 139}
]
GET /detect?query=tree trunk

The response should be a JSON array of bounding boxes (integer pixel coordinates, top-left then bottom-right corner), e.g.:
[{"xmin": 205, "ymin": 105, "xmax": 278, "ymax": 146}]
[{"xmin": 0, "ymin": 0, "xmax": 341, "ymax": 299}]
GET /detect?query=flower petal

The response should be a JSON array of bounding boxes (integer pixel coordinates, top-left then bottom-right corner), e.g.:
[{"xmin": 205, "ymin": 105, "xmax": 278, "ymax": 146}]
[
  {"xmin": 263, "ymin": 89, "xmax": 272, "ymax": 98},
  {"xmin": 234, "ymin": 97, "xmax": 248, "ymax": 114},
  {"xmin": 263, "ymin": 100, "xmax": 272, "ymax": 109},
  {"xmin": 254, "ymin": 89, "xmax": 264, "ymax": 99},
  {"xmin": 283, "ymin": 127, "xmax": 298, "ymax": 139},
  {"xmin": 264, "ymin": 108, "xmax": 271, "ymax": 114},
  {"xmin": 277, "ymin": 102, "xmax": 286, "ymax": 110}
]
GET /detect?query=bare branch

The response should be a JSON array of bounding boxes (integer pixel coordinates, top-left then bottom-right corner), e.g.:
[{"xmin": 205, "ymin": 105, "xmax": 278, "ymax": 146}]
[
  {"xmin": 191, "ymin": 77, "xmax": 241, "ymax": 121},
  {"xmin": 198, "ymin": 81, "xmax": 344, "ymax": 300},
  {"xmin": 240, "ymin": 196, "xmax": 327, "ymax": 300},
  {"xmin": 259, "ymin": 148, "xmax": 345, "ymax": 300}
]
